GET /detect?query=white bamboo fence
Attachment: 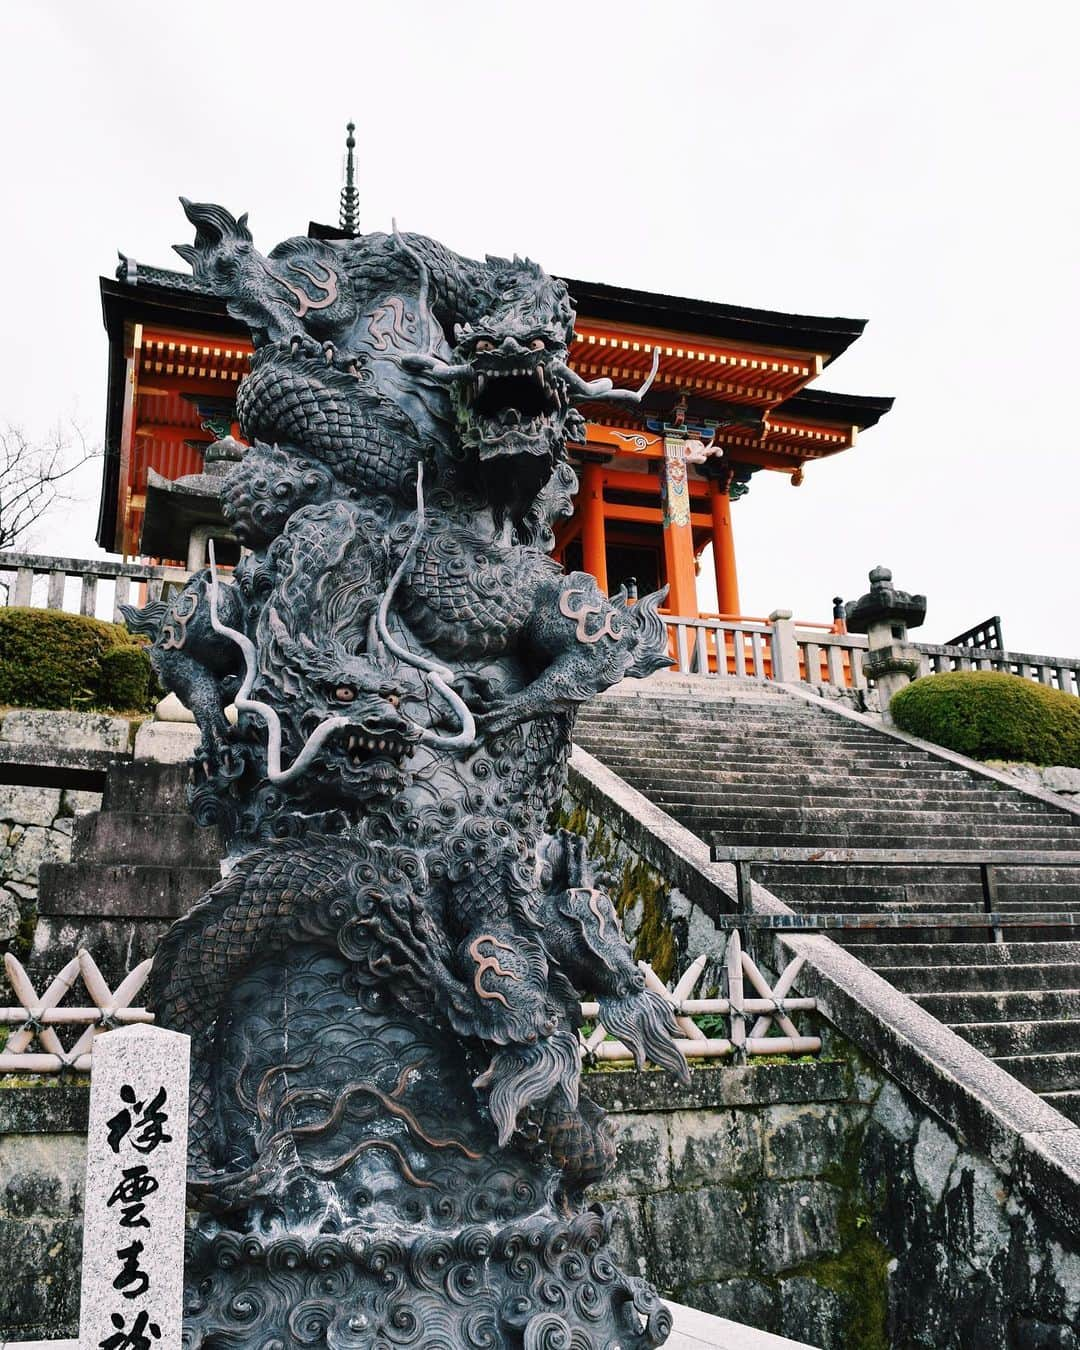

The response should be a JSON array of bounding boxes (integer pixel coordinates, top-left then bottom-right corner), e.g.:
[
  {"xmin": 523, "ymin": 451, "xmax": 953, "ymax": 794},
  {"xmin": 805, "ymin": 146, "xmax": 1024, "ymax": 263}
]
[{"xmin": 0, "ymin": 936, "xmax": 818, "ymax": 1077}]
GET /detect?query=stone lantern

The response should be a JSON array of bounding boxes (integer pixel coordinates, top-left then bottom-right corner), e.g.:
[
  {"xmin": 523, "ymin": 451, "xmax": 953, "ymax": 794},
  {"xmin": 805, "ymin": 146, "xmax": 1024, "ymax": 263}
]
[{"xmin": 846, "ymin": 566, "xmax": 926, "ymax": 722}]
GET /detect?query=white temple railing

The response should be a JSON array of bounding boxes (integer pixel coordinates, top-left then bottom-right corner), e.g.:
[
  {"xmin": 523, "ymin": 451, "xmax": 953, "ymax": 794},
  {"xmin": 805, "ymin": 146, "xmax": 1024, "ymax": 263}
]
[
  {"xmin": 0, "ymin": 550, "xmax": 184, "ymax": 624},
  {"xmin": 0, "ymin": 939, "xmax": 818, "ymax": 1077},
  {"xmin": 2, "ymin": 548, "xmax": 1075, "ymax": 698},
  {"xmin": 664, "ymin": 610, "xmax": 1079, "ymax": 696}
]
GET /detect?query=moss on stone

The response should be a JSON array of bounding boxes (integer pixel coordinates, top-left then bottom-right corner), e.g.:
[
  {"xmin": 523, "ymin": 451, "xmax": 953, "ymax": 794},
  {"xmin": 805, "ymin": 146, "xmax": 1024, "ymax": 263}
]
[{"xmin": 553, "ymin": 795, "xmax": 679, "ymax": 983}]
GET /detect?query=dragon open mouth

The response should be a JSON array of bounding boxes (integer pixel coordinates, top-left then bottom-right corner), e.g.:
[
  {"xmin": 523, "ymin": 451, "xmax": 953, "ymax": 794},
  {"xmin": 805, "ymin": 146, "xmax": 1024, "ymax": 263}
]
[
  {"xmin": 342, "ymin": 729, "xmax": 410, "ymax": 766},
  {"xmin": 464, "ymin": 361, "xmax": 561, "ymax": 457}
]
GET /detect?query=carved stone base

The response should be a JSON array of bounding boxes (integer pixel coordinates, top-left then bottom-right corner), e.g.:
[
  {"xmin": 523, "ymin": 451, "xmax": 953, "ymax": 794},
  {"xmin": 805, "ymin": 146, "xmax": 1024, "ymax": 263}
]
[{"xmin": 183, "ymin": 1215, "xmax": 671, "ymax": 1349}]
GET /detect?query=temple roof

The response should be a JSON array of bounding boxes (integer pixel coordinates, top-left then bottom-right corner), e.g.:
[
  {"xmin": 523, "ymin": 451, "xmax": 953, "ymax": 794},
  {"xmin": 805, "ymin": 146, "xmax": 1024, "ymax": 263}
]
[{"xmin": 97, "ymin": 257, "xmax": 893, "ymax": 553}]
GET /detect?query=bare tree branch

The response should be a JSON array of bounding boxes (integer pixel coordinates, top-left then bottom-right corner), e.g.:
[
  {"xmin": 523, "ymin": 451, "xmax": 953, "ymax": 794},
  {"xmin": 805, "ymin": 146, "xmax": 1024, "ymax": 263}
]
[{"xmin": 0, "ymin": 424, "xmax": 101, "ymax": 551}]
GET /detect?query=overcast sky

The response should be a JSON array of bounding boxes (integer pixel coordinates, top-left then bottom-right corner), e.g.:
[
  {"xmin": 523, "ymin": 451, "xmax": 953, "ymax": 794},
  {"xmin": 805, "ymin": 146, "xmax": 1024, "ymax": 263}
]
[{"xmin": 0, "ymin": 1, "xmax": 1076, "ymax": 653}]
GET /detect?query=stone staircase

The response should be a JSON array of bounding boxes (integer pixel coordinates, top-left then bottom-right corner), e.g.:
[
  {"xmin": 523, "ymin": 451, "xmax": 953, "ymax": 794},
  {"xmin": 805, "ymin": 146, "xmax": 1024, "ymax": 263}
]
[
  {"xmin": 30, "ymin": 760, "xmax": 220, "ymax": 986},
  {"xmin": 574, "ymin": 680, "xmax": 1080, "ymax": 1123}
]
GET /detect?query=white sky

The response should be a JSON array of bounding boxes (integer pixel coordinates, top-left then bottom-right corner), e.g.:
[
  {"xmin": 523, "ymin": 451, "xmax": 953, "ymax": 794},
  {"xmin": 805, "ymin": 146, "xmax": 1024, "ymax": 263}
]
[{"xmin": 0, "ymin": 1, "xmax": 1077, "ymax": 653}]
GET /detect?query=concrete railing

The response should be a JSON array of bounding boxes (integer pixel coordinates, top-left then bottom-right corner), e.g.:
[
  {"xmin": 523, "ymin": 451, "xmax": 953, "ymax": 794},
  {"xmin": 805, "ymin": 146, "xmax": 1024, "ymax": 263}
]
[
  {"xmin": 1, "ymin": 550, "xmax": 1076, "ymax": 698},
  {"xmin": 914, "ymin": 642, "xmax": 1080, "ymax": 696},
  {"xmin": 665, "ymin": 609, "xmax": 1079, "ymax": 696},
  {"xmin": 0, "ymin": 551, "xmax": 185, "ymax": 624}
]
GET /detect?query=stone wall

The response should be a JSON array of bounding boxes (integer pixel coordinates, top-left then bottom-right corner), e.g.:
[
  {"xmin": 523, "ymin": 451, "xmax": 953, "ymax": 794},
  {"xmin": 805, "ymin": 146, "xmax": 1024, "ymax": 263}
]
[
  {"xmin": 0, "ymin": 710, "xmax": 136, "ymax": 957},
  {"xmin": 6, "ymin": 1052, "xmax": 1078, "ymax": 1348},
  {"xmin": 0, "ymin": 783, "xmax": 100, "ymax": 953}
]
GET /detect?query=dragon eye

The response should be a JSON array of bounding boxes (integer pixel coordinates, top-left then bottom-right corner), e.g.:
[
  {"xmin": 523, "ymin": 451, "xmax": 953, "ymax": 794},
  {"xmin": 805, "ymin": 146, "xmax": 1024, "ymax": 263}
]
[
  {"xmin": 474, "ymin": 339, "xmax": 495, "ymax": 353},
  {"xmin": 529, "ymin": 338, "xmax": 546, "ymax": 351},
  {"xmin": 334, "ymin": 685, "xmax": 357, "ymax": 703}
]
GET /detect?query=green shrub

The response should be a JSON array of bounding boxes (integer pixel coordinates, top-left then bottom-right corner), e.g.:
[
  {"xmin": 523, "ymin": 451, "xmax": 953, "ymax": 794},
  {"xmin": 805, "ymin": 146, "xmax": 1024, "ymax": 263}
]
[
  {"xmin": 891, "ymin": 670, "xmax": 1080, "ymax": 766},
  {"xmin": 0, "ymin": 608, "xmax": 154, "ymax": 711},
  {"xmin": 97, "ymin": 643, "xmax": 152, "ymax": 710}
]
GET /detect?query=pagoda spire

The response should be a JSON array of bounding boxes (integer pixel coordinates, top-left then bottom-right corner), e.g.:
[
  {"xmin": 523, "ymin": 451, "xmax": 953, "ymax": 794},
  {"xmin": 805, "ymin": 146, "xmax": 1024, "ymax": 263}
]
[{"xmin": 339, "ymin": 121, "xmax": 360, "ymax": 235}]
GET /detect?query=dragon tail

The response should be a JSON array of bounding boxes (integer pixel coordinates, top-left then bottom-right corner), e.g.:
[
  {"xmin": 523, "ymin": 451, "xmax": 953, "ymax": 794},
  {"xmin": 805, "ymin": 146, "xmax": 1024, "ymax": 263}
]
[
  {"xmin": 119, "ymin": 599, "xmax": 168, "ymax": 641},
  {"xmin": 624, "ymin": 586, "xmax": 672, "ymax": 679}
]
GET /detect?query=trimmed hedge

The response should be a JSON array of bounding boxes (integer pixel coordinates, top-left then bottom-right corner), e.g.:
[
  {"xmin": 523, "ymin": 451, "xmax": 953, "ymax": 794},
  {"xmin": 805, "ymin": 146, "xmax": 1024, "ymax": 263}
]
[
  {"xmin": 0, "ymin": 607, "xmax": 153, "ymax": 711},
  {"xmin": 891, "ymin": 670, "xmax": 1080, "ymax": 767}
]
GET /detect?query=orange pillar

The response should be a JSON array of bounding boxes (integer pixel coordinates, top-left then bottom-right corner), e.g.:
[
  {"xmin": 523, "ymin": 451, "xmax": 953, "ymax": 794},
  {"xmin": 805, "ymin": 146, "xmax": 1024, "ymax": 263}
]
[
  {"xmin": 661, "ymin": 436, "xmax": 699, "ymax": 617},
  {"xmin": 709, "ymin": 477, "xmax": 741, "ymax": 616},
  {"xmin": 580, "ymin": 460, "xmax": 608, "ymax": 593}
]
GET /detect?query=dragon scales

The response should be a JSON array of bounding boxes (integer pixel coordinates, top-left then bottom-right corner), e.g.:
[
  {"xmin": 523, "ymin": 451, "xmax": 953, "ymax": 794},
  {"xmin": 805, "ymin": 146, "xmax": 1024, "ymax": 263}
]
[{"xmin": 124, "ymin": 198, "xmax": 686, "ymax": 1348}]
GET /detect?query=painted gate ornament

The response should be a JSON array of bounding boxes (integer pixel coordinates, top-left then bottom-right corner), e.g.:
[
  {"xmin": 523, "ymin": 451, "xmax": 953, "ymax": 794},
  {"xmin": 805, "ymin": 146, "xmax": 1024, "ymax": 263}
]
[{"xmin": 124, "ymin": 197, "xmax": 684, "ymax": 1348}]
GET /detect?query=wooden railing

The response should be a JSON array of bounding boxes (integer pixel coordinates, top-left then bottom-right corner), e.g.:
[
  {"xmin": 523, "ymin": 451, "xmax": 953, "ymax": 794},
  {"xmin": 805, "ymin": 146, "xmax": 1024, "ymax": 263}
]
[
  {"xmin": 665, "ymin": 609, "xmax": 1079, "ymax": 697},
  {"xmin": 0, "ymin": 944, "xmax": 819, "ymax": 1076}
]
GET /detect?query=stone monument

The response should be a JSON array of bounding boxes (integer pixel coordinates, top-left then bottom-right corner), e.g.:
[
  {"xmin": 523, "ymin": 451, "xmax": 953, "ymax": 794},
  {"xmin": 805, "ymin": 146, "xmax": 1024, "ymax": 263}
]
[
  {"xmin": 845, "ymin": 565, "xmax": 927, "ymax": 721},
  {"xmin": 123, "ymin": 198, "xmax": 688, "ymax": 1346},
  {"xmin": 78, "ymin": 1024, "xmax": 190, "ymax": 1350}
]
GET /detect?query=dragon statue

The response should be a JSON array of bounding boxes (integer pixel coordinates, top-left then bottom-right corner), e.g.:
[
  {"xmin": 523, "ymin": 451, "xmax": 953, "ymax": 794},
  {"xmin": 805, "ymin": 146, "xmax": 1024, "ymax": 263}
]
[{"xmin": 124, "ymin": 197, "xmax": 687, "ymax": 1348}]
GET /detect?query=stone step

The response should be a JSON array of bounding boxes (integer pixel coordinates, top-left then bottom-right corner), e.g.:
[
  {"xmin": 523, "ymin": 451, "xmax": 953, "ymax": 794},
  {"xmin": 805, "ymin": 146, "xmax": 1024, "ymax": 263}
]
[
  {"xmin": 841, "ymin": 923, "xmax": 1080, "ymax": 947},
  {"xmin": 702, "ymin": 829, "xmax": 1079, "ymax": 851},
  {"xmin": 754, "ymin": 864, "xmax": 1080, "ymax": 884},
  {"xmin": 661, "ymin": 802, "xmax": 1066, "ymax": 827},
  {"xmin": 952, "ymin": 1018, "xmax": 1080, "ymax": 1056},
  {"xmin": 38, "ymin": 860, "xmax": 220, "ymax": 920},
  {"xmin": 911, "ymin": 988, "xmax": 1080, "ymax": 1023},
  {"xmin": 592, "ymin": 760, "xmax": 1008, "ymax": 788},
  {"xmin": 878, "ymin": 962, "xmax": 1080, "ymax": 994},
  {"xmin": 1040, "ymin": 1090, "xmax": 1080, "ymax": 1124},
  {"xmin": 990, "ymin": 1052, "xmax": 1080, "ymax": 1093},
  {"xmin": 673, "ymin": 787, "xmax": 1046, "ymax": 808},
  {"xmin": 582, "ymin": 739, "xmax": 938, "ymax": 766},
  {"xmin": 859, "ymin": 942, "xmax": 1080, "ymax": 967},
  {"xmin": 101, "ymin": 759, "xmax": 192, "ymax": 815},
  {"xmin": 73, "ymin": 810, "xmax": 221, "ymax": 867}
]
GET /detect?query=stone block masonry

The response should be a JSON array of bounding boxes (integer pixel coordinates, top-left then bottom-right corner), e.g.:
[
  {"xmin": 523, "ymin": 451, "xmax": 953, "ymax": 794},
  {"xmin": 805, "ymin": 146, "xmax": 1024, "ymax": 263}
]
[{"xmin": 10, "ymin": 1054, "xmax": 1079, "ymax": 1347}]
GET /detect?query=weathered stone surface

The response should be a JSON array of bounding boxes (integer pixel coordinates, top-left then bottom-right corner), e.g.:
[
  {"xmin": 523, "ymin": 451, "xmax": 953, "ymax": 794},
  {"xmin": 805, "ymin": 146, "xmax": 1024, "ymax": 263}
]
[
  {"xmin": 132, "ymin": 719, "xmax": 200, "ymax": 763},
  {"xmin": 757, "ymin": 1182, "xmax": 842, "ymax": 1274},
  {"xmin": 779, "ymin": 1277, "xmax": 844, "ymax": 1350},
  {"xmin": 597, "ymin": 1112, "xmax": 671, "ymax": 1198},
  {"xmin": 912, "ymin": 1115, "xmax": 958, "ymax": 1205},
  {"xmin": 0, "ymin": 785, "xmax": 62, "ymax": 828},
  {"xmin": 1043, "ymin": 766, "xmax": 1080, "ymax": 795},
  {"xmin": 685, "ymin": 1279, "xmax": 779, "ymax": 1334},
  {"xmin": 61, "ymin": 789, "xmax": 103, "ymax": 816},
  {"xmin": 584, "ymin": 1062, "xmax": 850, "ymax": 1114},
  {"xmin": 645, "ymin": 1186, "xmax": 754, "ymax": 1288},
  {"xmin": 670, "ymin": 1107, "xmax": 762, "ymax": 1185},
  {"xmin": 762, "ymin": 1104, "xmax": 850, "ymax": 1180},
  {"xmin": 0, "ymin": 1214, "xmax": 82, "ymax": 1339},
  {"xmin": 1, "ymin": 710, "xmax": 131, "ymax": 754},
  {"xmin": 0, "ymin": 1133, "xmax": 87, "ymax": 1341},
  {"xmin": 3, "ymin": 823, "xmax": 71, "ymax": 882},
  {"xmin": 869, "ymin": 1079, "xmax": 916, "ymax": 1143},
  {"xmin": 1, "ymin": 1133, "xmax": 85, "ymax": 1219},
  {"xmin": 78, "ymin": 1024, "xmax": 190, "ymax": 1350},
  {"xmin": 0, "ymin": 885, "xmax": 20, "ymax": 939}
]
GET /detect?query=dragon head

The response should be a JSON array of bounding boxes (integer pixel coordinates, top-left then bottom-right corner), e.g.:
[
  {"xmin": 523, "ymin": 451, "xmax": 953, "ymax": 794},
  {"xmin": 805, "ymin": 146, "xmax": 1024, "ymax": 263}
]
[
  {"xmin": 263, "ymin": 610, "xmax": 419, "ymax": 801},
  {"xmin": 450, "ymin": 260, "xmax": 584, "ymax": 519}
]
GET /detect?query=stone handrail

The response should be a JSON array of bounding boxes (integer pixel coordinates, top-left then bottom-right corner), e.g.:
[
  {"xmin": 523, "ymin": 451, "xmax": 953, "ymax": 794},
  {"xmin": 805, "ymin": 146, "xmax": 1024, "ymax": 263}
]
[
  {"xmin": 1, "ymin": 549, "xmax": 1076, "ymax": 696},
  {"xmin": 914, "ymin": 642, "xmax": 1080, "ymax": 696},
  {"xmin": 0, "ymin": 550, "xmax": 188, "ymax": 623},
  {"xmin": 664, "ymin": 610, "xmax": 1079, "ymax": 696}
]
